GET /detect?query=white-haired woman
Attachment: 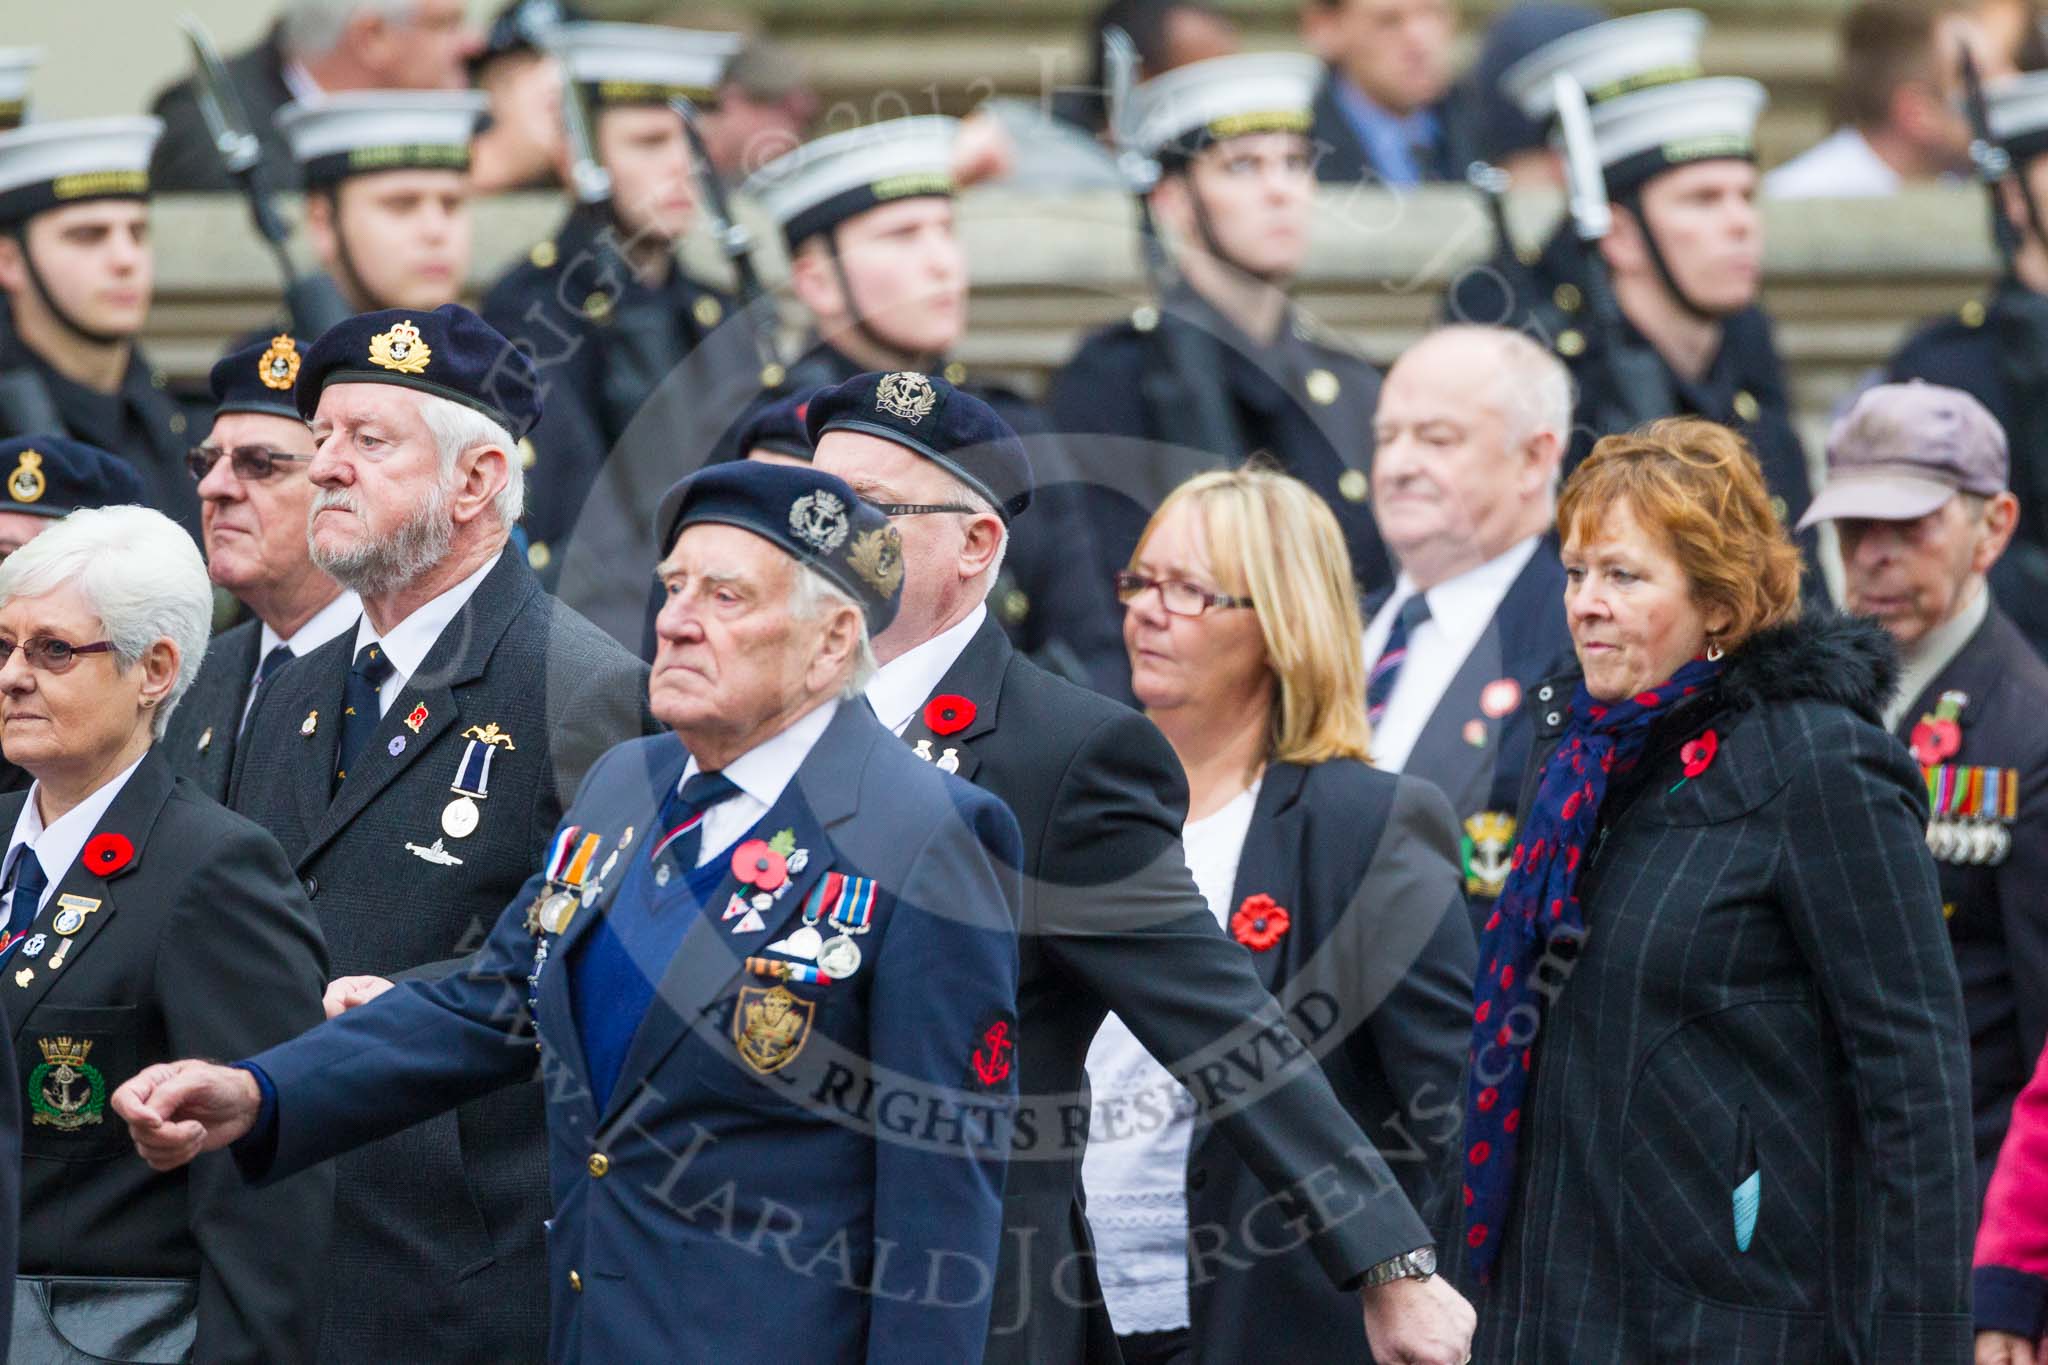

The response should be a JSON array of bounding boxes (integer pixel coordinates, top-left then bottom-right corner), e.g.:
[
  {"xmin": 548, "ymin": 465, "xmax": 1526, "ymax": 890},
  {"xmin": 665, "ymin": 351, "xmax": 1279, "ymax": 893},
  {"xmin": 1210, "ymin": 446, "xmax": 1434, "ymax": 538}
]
[{"xmin": 0, "ymin": 506, "xmax": 331, "ymax": 1364}]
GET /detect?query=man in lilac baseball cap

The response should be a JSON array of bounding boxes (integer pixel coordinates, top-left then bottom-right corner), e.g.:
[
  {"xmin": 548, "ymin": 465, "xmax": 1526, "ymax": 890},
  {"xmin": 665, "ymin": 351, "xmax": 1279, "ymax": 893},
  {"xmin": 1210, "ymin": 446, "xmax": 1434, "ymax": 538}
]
[{"xmin": 1801, "ymin": 379, "xmax": 2048, "ymax": 1240}]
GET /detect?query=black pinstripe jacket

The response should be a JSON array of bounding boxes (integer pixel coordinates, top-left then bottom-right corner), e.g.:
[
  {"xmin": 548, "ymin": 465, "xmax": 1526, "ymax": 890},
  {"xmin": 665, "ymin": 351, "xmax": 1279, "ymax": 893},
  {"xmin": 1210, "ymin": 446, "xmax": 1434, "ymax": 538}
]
[{"xmin": 1471, "ymin": 611, "xmax": 1975, "ymax": 1364}]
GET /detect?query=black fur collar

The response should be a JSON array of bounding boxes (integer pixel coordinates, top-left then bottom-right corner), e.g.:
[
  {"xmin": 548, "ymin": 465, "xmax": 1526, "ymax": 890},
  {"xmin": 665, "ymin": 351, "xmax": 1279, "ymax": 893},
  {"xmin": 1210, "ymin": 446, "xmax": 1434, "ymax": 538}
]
[{"xmin": 1715, "ymin": 609, "xmax": 1900, "ymax": 725}]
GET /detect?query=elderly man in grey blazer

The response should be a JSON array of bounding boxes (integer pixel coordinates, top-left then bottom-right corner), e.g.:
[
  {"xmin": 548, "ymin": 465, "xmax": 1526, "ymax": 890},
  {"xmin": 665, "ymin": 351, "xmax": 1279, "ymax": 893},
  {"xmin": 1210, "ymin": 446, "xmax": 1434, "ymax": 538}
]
[{"xmin": 227, "ymin": 304, "xmax": 655, "ymax": 1365}]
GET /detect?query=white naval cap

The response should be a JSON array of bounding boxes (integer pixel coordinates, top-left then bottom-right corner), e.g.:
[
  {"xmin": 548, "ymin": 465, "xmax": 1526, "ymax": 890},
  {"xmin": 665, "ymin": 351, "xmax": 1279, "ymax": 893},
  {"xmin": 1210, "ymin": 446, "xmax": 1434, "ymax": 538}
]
[
  {"xmin": 1501, "ymin": 9, "xmax": 1706, "ymax": 122},
  {"xmin": 0, "ymin": 49, "xmax": 40, "ymax": 132},
  {"xmin": 0, "ymin": 115, "xmax": 161, "ymax": 225},
  {"xmin": 547, "ymin": 22, "xmax": 743, "ymax": 106},
  {"xmin": 744, "ymin": 115, "xmax": 960, "ymax": 249},
  {"xmin": 275, "ymin": 90, "xmax": 488, "ymax": 188},
  {"xmin": 1573, "ymin": 75, "xmax": 1766, "ymax": 195},
  {"xmin": 1119, "ymin": 52, "xmax": 1321, "ymax": 163},
  {"xmin": 1987, "ymin": 69, "xmax": 2048, "ymax": 164}
]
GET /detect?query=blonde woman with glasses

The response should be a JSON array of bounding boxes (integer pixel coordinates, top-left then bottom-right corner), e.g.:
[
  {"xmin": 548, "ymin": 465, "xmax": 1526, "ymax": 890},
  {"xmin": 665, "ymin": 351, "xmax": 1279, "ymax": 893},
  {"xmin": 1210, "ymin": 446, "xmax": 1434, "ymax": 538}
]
[{"xmin": 1083, "ymin": 467, "xmax": 1476, "ymax": 1365}]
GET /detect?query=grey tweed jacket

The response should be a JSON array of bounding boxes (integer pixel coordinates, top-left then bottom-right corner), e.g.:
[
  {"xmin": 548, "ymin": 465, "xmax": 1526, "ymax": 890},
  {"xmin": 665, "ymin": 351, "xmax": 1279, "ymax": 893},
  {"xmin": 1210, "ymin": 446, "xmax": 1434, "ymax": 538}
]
[
  {"xmin": 1471, "ymin": 612, "xmax": 1975, "ymax": 1364},
  {"xmin": 227, "ymin": 545, "xmax": 657, "ymax": 1365}
]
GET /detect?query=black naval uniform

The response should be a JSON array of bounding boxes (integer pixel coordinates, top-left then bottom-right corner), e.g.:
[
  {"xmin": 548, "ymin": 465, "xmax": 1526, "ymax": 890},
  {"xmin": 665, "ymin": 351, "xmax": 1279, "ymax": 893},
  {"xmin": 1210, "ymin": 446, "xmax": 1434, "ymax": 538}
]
[
  {"xmin": 1045, "ymin": 288, "xmax": 1390, "ymax": 696},
  {"xmin": 1892, "ymin": 601, "xmax": 2048, "ymax": 1199},
  {"xmin": 1888, "ymin": 281, "xmax": 2048, "ymax": 655},
  {"xmin": 0, "ymin": 340, "xmax": 202, "ymax": 538},
  {"xmin": 1447, "ymin": 229, "xmax": 1814, "ymax": 554},
  {"xmin": 481, "ymin": 207, "xmax": 738, "ymax": 585}
]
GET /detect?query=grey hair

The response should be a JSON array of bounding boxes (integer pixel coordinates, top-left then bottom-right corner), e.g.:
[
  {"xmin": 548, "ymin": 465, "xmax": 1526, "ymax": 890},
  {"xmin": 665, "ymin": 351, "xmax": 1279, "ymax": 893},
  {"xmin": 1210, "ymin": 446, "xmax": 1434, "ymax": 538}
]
[
  {"xmin": 939, "ymin": 466, "xmax": 1010, "ymax": 599},
  {"xmin": 789, "ymin": 564, "xmax": 877, "ymax": 698},
  {"xmin": 1425, "ymin": 324, "xmax": 1576, "ymax": 493},
  {"xmin": 281, "ymin": 0, "xmax": 417, "ymax": 59},
  {"xmin": 0, "ymin": 506, "xmax": 211, "ymax": 740},
  {"xmin": 418, "ymin": 394, "xmax": 525, "ymax": 528}
]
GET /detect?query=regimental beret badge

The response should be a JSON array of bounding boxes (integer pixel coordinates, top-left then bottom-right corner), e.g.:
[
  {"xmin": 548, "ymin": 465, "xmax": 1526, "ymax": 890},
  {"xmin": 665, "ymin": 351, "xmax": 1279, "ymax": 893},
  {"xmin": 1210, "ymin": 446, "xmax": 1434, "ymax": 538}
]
[
  {"xmin": 7, "ymin": 448, "xmax": 44, "ymax": 504},
  {"xmin": 789, "ymin": 489, "xmax": 850, "ymax": 553},
  {"xmin": 368, "ymin": 319, "xmax": 431, "ymax": 375},
  {"xmin": 847, "ymin": 525, "xmax": 904, "ymax": 597},
  {"xmin": 258, "ymin": 334, "xmax": 301, "ymax": 391},
  {"xmin": 874, "ymin": 371, "xmax": 936, "ymax": 424}
]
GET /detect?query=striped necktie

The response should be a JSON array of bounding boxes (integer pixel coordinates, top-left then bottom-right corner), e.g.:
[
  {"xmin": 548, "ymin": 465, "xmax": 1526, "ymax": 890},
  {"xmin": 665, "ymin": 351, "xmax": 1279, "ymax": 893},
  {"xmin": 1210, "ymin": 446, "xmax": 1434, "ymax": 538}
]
[
  {"xmin": 650, "ymin": 770, "xmax": 741, "ymax": 883},
  {"xmin": 1368, "ymin": 594, "xmax": 1431, "ymax": 727}
]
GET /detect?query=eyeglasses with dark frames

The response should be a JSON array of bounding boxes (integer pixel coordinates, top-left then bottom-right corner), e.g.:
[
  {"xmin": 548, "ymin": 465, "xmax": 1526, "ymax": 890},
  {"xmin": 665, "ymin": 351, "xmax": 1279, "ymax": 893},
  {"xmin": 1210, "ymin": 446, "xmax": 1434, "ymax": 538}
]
[
  {"xmin": 0, "ymin": 636, "xmax": 117, "ymax": 673},
  {"xmin": 186, "ymin": 444, "xmax": 313, "ymax": 483},
  {"xmin": 1114, "ymin": 571, "xmax": 1254, "ymax": 617}
]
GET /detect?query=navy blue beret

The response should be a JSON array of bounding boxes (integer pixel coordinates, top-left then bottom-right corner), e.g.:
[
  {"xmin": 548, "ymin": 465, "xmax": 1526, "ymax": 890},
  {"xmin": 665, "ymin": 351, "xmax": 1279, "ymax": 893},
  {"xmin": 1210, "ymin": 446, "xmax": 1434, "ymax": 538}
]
[
  {"xmin": 210, "ymin": 334, "xmax": 306, "ymax": 421},
  {"xmin": 654, "ymin": 461, "xmax": 903, "ymax": 633},
  {"xmin": 736, "ymin": 391, "xmax": 818, "ymax": 461},
  {"xmin": 0, "ymin": 434, "xmax": 146, "ymax": 518},
  {"xmin": 295, "ymin": 303, "xmax": 543, "ymax": 441},
  {"xmin": 803, "ymin": 371, "xmax": 1032, "ymax": 522}
]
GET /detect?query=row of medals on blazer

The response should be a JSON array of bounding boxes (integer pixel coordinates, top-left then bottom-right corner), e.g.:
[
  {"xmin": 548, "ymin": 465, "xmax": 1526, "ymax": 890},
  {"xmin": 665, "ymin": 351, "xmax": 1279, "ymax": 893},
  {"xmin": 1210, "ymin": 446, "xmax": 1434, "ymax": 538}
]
[{"xmin": 12, "ymin": 893, "xmax": 105, "ymax": 988}]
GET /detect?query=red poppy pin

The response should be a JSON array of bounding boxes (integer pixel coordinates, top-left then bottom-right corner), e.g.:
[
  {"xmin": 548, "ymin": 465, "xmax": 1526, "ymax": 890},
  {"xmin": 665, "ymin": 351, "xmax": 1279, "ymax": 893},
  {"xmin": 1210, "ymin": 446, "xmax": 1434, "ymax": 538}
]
[
  {"xmin": 83, "ymin": 833, "xmax": 134, "ymax": 877},
  {"xmin": 1670, "ymin": 729, "xmax": 1719, "ymax": 792},
  {"xmin": 731, "ymin": 839, "xmax": 788, "ymax": 892},
  {"xmin": 924, "ymin": 694, "xmax": 976, "ymax": 737},
  {"xmin": 1909, "ymin": 690, "xmax": 1967, "ymax": 766},
  {"xmin": 1230, "ymin": 893, "xmax": 1291, "ymax": 952}
]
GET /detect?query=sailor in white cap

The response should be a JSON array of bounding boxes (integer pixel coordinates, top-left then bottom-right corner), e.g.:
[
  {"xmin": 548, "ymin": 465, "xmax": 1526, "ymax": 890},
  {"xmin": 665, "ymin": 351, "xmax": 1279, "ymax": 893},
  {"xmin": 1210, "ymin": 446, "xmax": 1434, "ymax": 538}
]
[
  {"xmin": 1043, "ymin": 51, "xmax": 1391, "ymax": 696},
  {"xmin": 1444, "ymin": 10, "xmax": 1815, "ymax": 555},
  {"xmin": 479, "ymin": 21, "xmax": 745, "ymax": 587},
  {"xmin": 702, "ymin": 117, "xmax": 1112, "ymax": 690},
  {"xmin": 274, "ymin": 90, "xmax": 486, "ymax": 318},
  {"xmin": 0, "ymin": 115, "xmax": 204, "ymax": 536},
  {"xmin": 1889, "ymin": 68, "xmax": 2048, "ymax": 657}
]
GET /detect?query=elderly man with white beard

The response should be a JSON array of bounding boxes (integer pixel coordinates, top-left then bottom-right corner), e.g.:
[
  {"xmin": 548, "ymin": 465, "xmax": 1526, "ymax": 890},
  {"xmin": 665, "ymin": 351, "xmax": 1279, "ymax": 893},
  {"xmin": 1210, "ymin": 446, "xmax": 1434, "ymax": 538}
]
[{"xmin": 225, "ymin": 304, "xmax": 656, "ymax": 1365}]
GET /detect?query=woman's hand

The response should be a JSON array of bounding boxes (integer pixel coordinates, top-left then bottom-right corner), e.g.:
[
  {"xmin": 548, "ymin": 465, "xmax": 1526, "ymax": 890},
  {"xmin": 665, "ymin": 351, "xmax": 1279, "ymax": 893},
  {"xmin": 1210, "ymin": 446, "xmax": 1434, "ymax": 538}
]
[
  {"xmin": 1979, "ymin": 1330, "xmax": 2040, "ymax": 1365},
  {"xmin": 323, "ymin": 975, "xmax": 395, "ymax": 1019},
  {"xmin": 110, "ymin": 1060, "xmax": 262, "ymax": 1171}
]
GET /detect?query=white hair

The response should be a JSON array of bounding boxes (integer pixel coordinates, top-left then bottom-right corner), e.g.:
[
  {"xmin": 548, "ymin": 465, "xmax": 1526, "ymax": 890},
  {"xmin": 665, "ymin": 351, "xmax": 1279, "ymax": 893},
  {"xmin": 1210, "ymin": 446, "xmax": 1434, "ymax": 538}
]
[
  {"xmin": 1422, "ymin": 325, "xmax": 1576, "ymax": 494},
  {"xmin": 282, "ymin": 0, "xmax": 417, "ymax": 59},
  {"xmin": 418, "ymin": 393, "xmax": 525, "ymax": 528},
  {"xmin": 789, "ymin": 564, "xmax": 878, "ymax": 698},
  {"xmin": 0, "ymin": 506, "xmax": 211, "ymax": 740}
]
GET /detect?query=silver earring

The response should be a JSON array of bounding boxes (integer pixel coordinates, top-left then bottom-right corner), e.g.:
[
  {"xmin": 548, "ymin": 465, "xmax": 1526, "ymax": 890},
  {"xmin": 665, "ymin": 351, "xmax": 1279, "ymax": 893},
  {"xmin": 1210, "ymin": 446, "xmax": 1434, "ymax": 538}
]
[{"xmin": 1705, "ymin": 640, "xmax": 1725, "ymax": 662}]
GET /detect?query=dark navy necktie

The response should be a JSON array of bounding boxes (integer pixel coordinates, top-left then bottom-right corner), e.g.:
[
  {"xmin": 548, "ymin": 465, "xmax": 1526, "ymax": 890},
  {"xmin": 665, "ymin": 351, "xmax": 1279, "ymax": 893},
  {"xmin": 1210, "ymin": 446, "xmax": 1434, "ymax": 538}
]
[
  {"xmin": 649, "ymin": 770, "xmax": 741, "ymax": 885},
  {"xmin": 336, "ymin": 641, "xmax": 395, "ymax": 787},
  {"xmin": 1367, "ymin": 593, "xmax": 1431, "ymax": 727},
  {"xmin": 241, "ymin": 643, "xmax": 294, "ymax": 737},
  {"xmin": 3, "ymin": 848, "xmax": 48, "ymax": 951}
]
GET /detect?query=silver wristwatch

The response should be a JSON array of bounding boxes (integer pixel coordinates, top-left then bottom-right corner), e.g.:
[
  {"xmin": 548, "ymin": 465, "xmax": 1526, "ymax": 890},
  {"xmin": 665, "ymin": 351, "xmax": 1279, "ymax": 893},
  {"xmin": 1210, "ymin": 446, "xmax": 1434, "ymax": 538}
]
[{"xmin": 1360, "ymin": 1245, "xmax": 1438, "ymax": 1288}]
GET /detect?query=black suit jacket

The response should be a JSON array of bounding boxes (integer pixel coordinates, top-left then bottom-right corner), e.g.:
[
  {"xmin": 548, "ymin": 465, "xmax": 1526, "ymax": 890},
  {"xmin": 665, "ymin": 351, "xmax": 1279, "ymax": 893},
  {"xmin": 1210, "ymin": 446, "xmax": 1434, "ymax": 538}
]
[
  {"xmin": 163, "ymin": 618, "xmax": 260, "ymax": 805},
  {"xmin": 1182, "ymin": 760, "xmax": 1475, "ymax": 1363},
  {"xmin": 1371, "ymin": 541, "xmax": 1576, "ymax": 926},
  {"xmin": 908, "ymin": 617, "xmax": 1433, "ymax": 1365},
  {"xmin": 1473, "ymin": 613, "xmax": 1974, "ymax": 1363},
  {"xmin": 5, "ymin": 748, "xmax": 331, "ymax": 1363},
  {"xmin": 147, "ymin": 24, "xmax": 298, "ymax": 193},
  {"xmin": 1890, "ymin": 602, "xmax": 2048, "ymax": 1195},
  {"xmin": 1308, "ymin": 66, "xmax": 1471, "ymax": 184},
  {"xmin": 227, "ymin": 546, "xmax": 656, "ymax": 1365}
]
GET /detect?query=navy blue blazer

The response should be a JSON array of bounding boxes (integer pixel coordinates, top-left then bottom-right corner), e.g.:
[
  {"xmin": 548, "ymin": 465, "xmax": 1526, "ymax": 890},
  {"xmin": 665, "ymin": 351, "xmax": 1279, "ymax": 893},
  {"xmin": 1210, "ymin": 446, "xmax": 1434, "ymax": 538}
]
[
  {"xmin": 1182, "ymin": 760, "xmax": 1476, "ymax": 1363},
  {"xmin": 238, "ymin": 703, "xmax": 1023, "ymax": 1363}
]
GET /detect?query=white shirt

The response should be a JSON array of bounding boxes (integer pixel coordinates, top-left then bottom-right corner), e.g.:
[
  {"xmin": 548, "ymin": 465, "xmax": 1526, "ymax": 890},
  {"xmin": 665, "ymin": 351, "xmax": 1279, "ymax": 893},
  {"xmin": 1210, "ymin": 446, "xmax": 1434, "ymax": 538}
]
[
  {"xmin": 1363, "ymin": 535, "xmax": 1542, "ymax": 773},
  {"xmin": 677, "ymin": 698, "xmax": 840, "ymax": 867},
  {"xmin": 864, "ymin": 604, "xmax": 987, "ymax": 736},
  {"xmin": 245, "ymin": 590, "xmax": 362, "ymax": 728},
  {"xmin": 1764, "ymin": 127, "xmax": 1901, "ymax": 199},
  {"xmin": 2, "ymin": 753, "xmax": 148, "ymax": 925},
  {"xmin": 1884, "ymin": 583, "xmax": 1990, "ymax": 732},
  {"xmin": 348, "ymin": 557, "xmax": 497, "ymax": 717},
  {"xmin": 1081, "ymin": 779, "xmax": 1262, "ymax": 1334}
]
